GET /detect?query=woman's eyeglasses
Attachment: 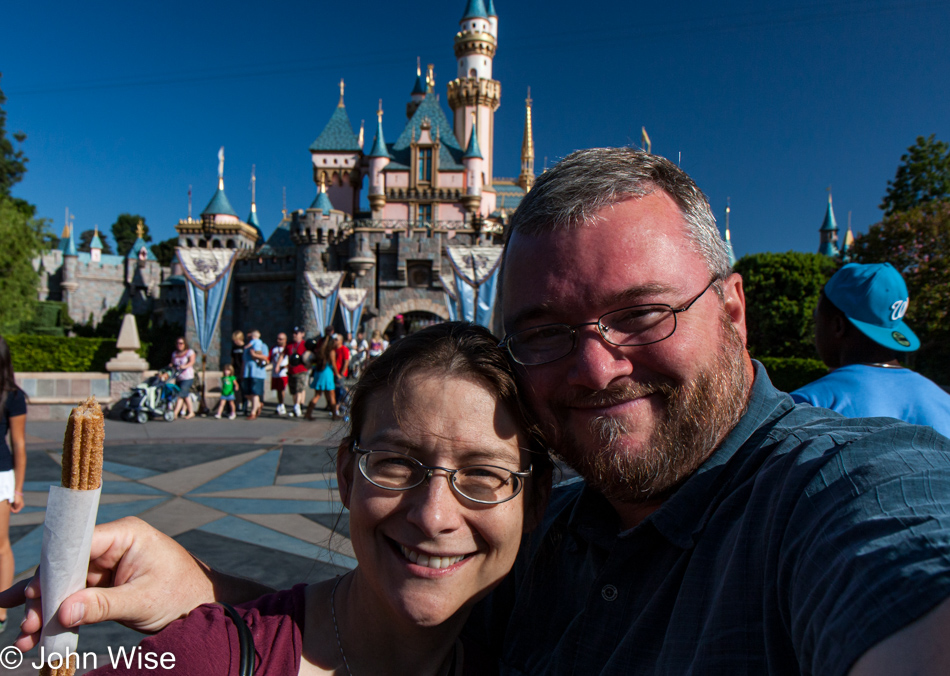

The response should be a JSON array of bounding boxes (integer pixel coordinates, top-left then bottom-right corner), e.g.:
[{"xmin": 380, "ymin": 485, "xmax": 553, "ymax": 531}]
[{"xmin": 352, "ymin": 443, "xmax": 531, "ymax": 505}]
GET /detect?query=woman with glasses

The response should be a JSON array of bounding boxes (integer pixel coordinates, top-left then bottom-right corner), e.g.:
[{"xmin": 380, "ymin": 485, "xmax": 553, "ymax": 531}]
[
  {"xmin": 84, "ymin": 322, "xmax": 551, "ymax": 675},
  {"xmin": 170, "ymin": 336, "xmax": 197, "ymax": 420}
]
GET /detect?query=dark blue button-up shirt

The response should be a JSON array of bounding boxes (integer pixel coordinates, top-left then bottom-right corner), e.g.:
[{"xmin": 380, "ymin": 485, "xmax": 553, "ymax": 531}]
[{"xmin": 468, "ymin": 363, "xmax": 950, "ymax": 675}]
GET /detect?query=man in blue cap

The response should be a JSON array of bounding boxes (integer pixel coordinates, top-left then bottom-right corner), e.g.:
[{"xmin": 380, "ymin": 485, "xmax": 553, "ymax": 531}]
[{"xmin": 792, "ymin": 262, "xmax": 950, "ymax": 437}]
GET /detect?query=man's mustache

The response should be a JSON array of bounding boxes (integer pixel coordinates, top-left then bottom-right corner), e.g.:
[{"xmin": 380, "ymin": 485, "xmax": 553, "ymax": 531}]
[{"xmin": 555, "ymin": 380, "xmax": 677, "ymax": 409}]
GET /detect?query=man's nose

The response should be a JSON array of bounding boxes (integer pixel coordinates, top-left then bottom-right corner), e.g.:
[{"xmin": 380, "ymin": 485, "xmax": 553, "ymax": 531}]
[
  {"xmin": 404, "ymin": 471, "xmax": 464, "ymax": 537},
  {"xmin": 566, "ymin": 326, "xmax": 634, "ymax": 391}
]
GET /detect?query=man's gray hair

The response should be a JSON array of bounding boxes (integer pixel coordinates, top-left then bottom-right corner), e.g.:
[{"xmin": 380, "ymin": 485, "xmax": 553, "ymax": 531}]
[{"xmin": 506, "ymin": 147, "xmax": 732, "ymax": 280}]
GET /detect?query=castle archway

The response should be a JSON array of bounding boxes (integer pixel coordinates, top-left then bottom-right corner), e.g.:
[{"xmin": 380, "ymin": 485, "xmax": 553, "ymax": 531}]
[{"xmin": 375, "ymin": 298, "xmax": 448, "ymax": 337}]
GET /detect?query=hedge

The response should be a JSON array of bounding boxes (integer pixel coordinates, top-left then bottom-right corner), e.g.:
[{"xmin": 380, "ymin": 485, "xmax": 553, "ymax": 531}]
[
  {"xmin": 758, "ymin": 356, "xmax": 828, "ymax": 393},
  {"xmin": 5, "ymin": 335, "xmax": 149, "ymax": 373}
]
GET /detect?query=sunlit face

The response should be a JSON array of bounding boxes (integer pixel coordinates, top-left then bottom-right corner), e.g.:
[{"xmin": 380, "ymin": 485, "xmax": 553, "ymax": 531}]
[
  {"xmin": 277, "ymin": 333, "xmax": 287, "ymax": 346},
  {"xmin": 502, "ymin": 192, "xmax": 752, "ymax": 501},
  {"xmin": 338, "ymin": 372, "xmax": 531, "ymax": 628}
]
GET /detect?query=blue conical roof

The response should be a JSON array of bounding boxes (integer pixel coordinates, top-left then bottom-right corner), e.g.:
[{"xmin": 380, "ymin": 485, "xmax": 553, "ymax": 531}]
[
  {"xmin": 90, "ymin": 231, "xmax": 104, "ymax": 250},
  {"xmin": 310, "ymin": 105, "xmax": 362, "ymax": 152},
  {"xmin": 202, "ymin": 183, "xmax": 238, "ymax": 217},
  {"xmin": 819, "ymin": 195, "xmax": 838, "ymax": 232},
  {"xmin": 486, "ymin": 0, "xmax": 497, "ymax": 16},
  {"xmin": 63, "ymin": 224, "xmax": 77, "ymax": 256},
  {"xmin": 368, "ymin": 114, "xmax": 393, "ymax": 159},
  {"xmin": 310, "ymin": 190, "xmax": 333, "ymax": 216},
  {"xmin": 246, "ymin": 207, "xmax": 263, "ymax": 243},
  {"xmin": 412, "ymin": 72, "xmax": 426, "ymax": 95},
  {"xmin": 126, "ymin": 237, "xmax": 157, "ymax": 261},
  {"xmin": 462, "ymin": 0, "xmax": 489, "ymax": 20},
  {"xmin": 463, "ymin": 122, "xmax": 483, "ymax": 159}
]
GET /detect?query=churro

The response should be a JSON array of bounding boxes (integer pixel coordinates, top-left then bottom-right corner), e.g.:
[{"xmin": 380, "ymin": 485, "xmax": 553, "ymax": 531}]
[
  {"xmin": 60, "ymin": 397, "xmax": 103, "ymax": 491},
  {"xmin": 39, "ymin": 397, "xmax": 104, "ymax": 676}
]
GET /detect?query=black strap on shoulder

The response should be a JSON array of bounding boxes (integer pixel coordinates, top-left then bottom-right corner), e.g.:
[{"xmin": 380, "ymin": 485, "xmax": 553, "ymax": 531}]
[{"xmin": 220, "ymin": 602, "xmax": 255, "ymax": 676}]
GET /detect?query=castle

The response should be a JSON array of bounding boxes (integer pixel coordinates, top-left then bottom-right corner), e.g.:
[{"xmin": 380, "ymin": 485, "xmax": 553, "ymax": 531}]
[{"xmin": 37, "ymin": 0, "xmax": 536, "ymax": 365}]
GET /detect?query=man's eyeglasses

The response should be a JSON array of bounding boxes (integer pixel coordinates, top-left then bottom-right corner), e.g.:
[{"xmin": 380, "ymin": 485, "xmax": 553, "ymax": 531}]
[
  {"xmin": 499, "ymin": 277, "xmax": 720, "ymax": 366},
  {"xmin": 352, "ymin": 443, "xmax": 532, "ymax": 505}
]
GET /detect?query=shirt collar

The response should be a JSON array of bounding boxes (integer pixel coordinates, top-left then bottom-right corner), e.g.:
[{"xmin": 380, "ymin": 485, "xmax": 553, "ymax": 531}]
[{"xmin": 564, "ymin": 361, "xmax": 795, "ymax": 549}]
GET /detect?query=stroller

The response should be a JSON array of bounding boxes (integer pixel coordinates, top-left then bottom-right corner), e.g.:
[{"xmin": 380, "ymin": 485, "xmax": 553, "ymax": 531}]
[{"xmin": 122, "ymin": 368, "xmax": 181, "ymax": 423}]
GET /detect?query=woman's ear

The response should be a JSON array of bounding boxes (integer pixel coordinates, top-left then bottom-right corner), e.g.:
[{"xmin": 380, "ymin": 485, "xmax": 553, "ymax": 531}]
[{"xmin": 337, "ymin": 439, "xmax": 355, "ymax": 510}]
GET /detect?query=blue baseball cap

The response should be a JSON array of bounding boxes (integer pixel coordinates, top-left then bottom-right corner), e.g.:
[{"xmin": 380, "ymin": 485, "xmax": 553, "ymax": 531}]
[{"xmin": 823, "ymin": 262, "xmax": 920, "ymax": 352}]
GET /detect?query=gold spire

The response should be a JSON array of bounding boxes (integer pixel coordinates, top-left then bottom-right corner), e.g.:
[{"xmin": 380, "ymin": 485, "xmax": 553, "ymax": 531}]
[
  {"xmin": 378, "ymin": 99, "xmax": 384, "ymax": 120},
  {"xmin": 426, "ymin": 64, "xmax": 435, "ymax": 92},
  {"xmin": 725, "ymin": 198, "xmax": 731, "ymax": 241},
  {"xmin": 250, "ymin": 165, "xmax": 256, "ymax": 205},
  {"xmin": 519, "ymin": 87, "xmax": 535, "ymax": 192},
  {"xmin": 136, "ymin": 220, "xmax": 145, "ymax": 239},
  {"xmin": 358, "ymin": 120, "xmax": 365, "ymax": 149},
  {"xmin": 417, "ymin": 57, "xmax": 421, "ymax": 77},
  {"xmin": 319, "ymin": 172, "xmax": 327, "ymax": 193},
  {"xmin": 642, "ymin": 126, "xmax": 652, "ymax": 154},
  {"xmin": 338, "ymin": 78, "xmax": 345, "ymax": 107}
]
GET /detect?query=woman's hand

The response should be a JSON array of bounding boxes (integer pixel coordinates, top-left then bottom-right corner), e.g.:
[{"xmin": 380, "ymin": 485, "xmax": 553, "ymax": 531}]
[{"xmin": 10, "ymin": 491, "xmax": 24, "ymax": 514}]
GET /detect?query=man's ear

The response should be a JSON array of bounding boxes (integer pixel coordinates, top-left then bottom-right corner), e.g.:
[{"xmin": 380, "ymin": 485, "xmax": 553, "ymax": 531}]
[
  {"xmin": 337, "ymin": 440, "xmax": 355, "ymax": 510},
  {"xmin": 721, "ymin": 272, "xmax": 748, "ymax": 346}
]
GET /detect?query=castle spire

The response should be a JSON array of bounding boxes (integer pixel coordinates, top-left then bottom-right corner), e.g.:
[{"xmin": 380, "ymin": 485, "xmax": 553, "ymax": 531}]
[
  {"xmin": 464, "ymin": 111, "xmax": 483, "ymax": 159},
  {"xmin": 338, "ymin": 78, "xmax": 345, "ymax": 107},
  {"xmin": 724, "ymin": 199, "xmax": 737, "ymax": 266},
  {"xmin": 519, "ymin": 87, "xmax": 535, "ymax": 192},
  {"xmin": 246, "ymin": 165, "xmax": 262, "ymax": 244},
  {"xmin": 368, "ymin": 100, "xmax": 394, "ymax": 159},
  {"xmin": 818, "ymin": 188, "xmax": 840, "ymax": 257}
]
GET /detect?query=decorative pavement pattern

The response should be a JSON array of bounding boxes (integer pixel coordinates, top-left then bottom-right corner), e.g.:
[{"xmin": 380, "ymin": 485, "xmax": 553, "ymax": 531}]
[{"xmin": 1, "ymin": 415, "xmax": 354, "ymax": 673}]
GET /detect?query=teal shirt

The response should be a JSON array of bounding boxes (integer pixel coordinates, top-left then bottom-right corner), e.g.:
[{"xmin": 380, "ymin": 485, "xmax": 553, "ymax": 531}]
[{"xmin": 468, "ymin": 361, "xmax": 950, "ymax": 675}]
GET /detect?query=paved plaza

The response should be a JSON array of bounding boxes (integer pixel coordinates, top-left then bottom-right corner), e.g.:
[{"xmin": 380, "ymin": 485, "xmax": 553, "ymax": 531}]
[{"xmin": 1, "ymin": 406, "xmax": 351, "ymax": 673}]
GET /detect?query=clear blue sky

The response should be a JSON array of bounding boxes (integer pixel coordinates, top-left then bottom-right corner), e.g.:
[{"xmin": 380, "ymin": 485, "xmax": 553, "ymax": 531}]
[{"xmin": 2, "ymin": 0, "xmax": 948, "ymax": 258}]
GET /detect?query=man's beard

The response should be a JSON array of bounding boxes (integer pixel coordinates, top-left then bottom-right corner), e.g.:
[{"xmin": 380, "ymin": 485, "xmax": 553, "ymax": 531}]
[{"xmin": 551, "ymin": 314, "xmax": 751, "ymax": 503}]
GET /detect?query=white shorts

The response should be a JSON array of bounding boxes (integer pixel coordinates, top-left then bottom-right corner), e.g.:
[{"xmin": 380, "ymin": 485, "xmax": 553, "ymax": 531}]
[{"xmin": 0, "ymin": 470, "xmax": 14, "ymax": 504}]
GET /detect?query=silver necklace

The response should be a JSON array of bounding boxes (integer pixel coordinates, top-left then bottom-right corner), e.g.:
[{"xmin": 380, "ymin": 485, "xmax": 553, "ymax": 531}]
[{"xmin": 331, "ymin": 575, "xmax": 353, "ymax": 676}]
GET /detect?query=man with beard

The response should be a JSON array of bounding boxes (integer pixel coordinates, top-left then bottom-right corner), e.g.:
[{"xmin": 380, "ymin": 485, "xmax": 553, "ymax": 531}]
[{"xmin": 5, "ymin": 149, "xmax": 950, "ymax": 675}]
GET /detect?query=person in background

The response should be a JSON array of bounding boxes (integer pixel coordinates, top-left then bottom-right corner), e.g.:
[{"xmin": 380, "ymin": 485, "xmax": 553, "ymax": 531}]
[
  {"xmin": 368, "ymin": 330, "xmax": 387, "ymax": 363},
  {"xmin": 242, "ymin": 330, "xmax": 269, "ymax": 421},
  {"xmin": 285, "ymin": 327, "xmax": 308, "ymax": 418},
  {"xmin": 390, "ymin": 314, "xmax": 407, "ymax": 342},
  {"xmin": 213, "ymin": 364, "xmax": 239, "ymax": 420},
  {"xmin": 269, "ymin": 333, "xmax": 289, "ymax": 417},
  {"xmin": 231, "ymin": 331, "xmax": 246, "ymax": 414},
  {"xmin": 0, "ymin": 337, "xmax": 26, "ymax": 633},
  {"xmin": 170, "ymin": 337, "xmax": 196, "ymax": 420},
  {"xmin": 348, "ymin": 330, "xmax": 369, "ymax": 378},
  {"xmin": 792, "ymin": 262, "xmax": 950, "ymax": 437},
  {"xmin": 306, "ymin": 335, "xmax": 339, "ymax": 421}
]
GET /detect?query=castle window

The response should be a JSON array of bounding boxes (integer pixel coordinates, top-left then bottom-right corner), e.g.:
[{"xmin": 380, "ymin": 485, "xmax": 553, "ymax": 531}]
[
  {"xmin": 407, "ymin": 261, "xmax": 432, "ymax": 288},
  {"xmin": 417, "ymin": 203, "xmax": 432, "ymax": 224},
  {"xmin": 226, "ymin": 239, "xmax": 235, "ymax": 248},
  {"xmin": 186, "ymin": 238, "xmax": 194, "ymax": 247},
  {"xmin": 418, "ymin": 148, "xmax": 432, "ymax": 183},
  {"xmin": 469, "ymin": 68, "xmax": 477, "ymax": 78},
  {"xmin": 212, "ymin": 239, "xmax": 222, "ymax": 248}
]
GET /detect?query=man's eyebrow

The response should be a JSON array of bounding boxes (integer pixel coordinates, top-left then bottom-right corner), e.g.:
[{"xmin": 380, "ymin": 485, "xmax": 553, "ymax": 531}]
[{"xmin": 506, "ymin": 282, "xmax": 682, "ymax": 330}]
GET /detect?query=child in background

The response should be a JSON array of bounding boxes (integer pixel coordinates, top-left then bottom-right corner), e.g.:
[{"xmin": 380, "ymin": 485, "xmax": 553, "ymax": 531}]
[{"xmin": 213, "ymin": 364, "xmax": 240, "ymax": 420}]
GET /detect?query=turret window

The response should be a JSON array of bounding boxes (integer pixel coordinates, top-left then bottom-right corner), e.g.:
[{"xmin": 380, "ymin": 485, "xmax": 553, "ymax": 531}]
[
  {"xmin": 417, "ymin": 203, "xmax": 432, "ymax": 224},
  {"xmin": 418, "ymin": 148, "xmax": 432, "ymax": 183}
]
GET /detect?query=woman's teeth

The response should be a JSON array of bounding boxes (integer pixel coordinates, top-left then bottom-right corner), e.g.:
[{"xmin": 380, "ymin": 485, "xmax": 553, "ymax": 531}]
[{"xmin": 399, "ymin": 545, "xmax": 467, "ymax": 569}]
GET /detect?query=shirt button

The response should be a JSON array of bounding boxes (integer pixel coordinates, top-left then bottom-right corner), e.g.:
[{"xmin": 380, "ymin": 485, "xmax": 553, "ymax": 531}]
[{"xmin": 601, "ymin": 585, "xmax": 618, "ymax": 602}]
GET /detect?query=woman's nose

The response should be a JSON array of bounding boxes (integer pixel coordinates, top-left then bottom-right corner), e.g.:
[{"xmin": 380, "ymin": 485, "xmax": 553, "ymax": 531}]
[{"xmin": 404, "ymin": 471, "xmax": 464, "ymax": 537}]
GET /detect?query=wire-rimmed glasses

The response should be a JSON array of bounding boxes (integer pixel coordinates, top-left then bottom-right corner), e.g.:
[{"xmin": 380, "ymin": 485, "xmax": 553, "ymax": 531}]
[
  {"xmin": 352, "ymin": 443, "xmax": 532, "ymax": 505},
  {"xmin": 499, "ymin": 277, "xmax": 720, "ymax": 366}
]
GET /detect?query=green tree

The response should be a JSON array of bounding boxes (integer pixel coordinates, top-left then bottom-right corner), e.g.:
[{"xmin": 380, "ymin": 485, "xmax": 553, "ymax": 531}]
[
  {"xmin": 111, "ymin": 213, "xmax": 150, "ymax": 256},
  {"xmin": 151, "ymin": 237, "xmax": 178, "ymax": 267},
  {"xmin": 851, "ymin": 201, "xmax": 950, "ymax": 383},
  {"xmin": 0, "ymin": 74, "xmax": 33, "ymax": 219},
  {"xmin": 77, "ymin": 228, "xmax": 115, "ymax": 254},
  {"xmin": 880, "ymin": 135, "xmax": 950, "ymax": 216},
  {"xmin": 733, "ymin": 251, "xmax": 839, "ymax": 360},
  {"xmin": 0, "ymin": 197, "xmax": 47, "ymax": 329}
]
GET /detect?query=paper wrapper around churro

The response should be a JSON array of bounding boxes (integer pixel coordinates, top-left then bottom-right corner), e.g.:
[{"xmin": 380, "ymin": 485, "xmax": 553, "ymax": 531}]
[{"xmin": 38, "ymin": 397, "xmax": 104, "ymax": 676}]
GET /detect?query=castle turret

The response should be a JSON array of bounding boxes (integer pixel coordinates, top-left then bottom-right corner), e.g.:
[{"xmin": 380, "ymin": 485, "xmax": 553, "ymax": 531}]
[
  {"xmin": 90, "ymin": 225, "xmax": 104, "ymax": 263},
  {"xmin": 518, "ymin": 88, "xmax": 535, "ymax": 192},
  {"xmin": 246, "ymin": 166, "xmax": 263, "ymax": 247},
  {"xmin": 177, "ymin": 149, "xmax": 258, "ymax": 249},
  {"xmin": 310, "ymin": 80, "xmax": 363, "ymax": 216},
  {"xmin": 60, "ymin": 220, "xmax": 79, "ymax": 319},
  {"xmin": 448, "ymin": 0, "xmax": 501, "ymax": 187},
  {"xmin": 367, "ymin": 100, "xmax": 393, "ymax": 218},
  {"xmin": 486, "ymin": 0, "xmax": 498, "ymax": 38},
  {"xmin": 818, "ymin": 191, "xmax": 839, "ymax": 257},
  {"xmin": 407, "ymin": 58, "xmax": 427, "ymax": 119},
  {"xmin": 462, "ymin": 112, "xmax": 484, "ymax": 218}
]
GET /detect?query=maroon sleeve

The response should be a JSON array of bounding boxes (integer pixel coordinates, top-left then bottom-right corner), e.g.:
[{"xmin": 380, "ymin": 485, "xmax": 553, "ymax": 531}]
[{"xmin": 87, "ymin": 585, "xmax": 307, "ymax": 675}]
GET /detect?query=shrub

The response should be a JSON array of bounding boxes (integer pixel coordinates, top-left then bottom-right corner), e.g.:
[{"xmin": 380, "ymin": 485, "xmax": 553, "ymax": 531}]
[
  {"xmin": 758, "ymin": 356, "xmax": 828, "ymax": 393},
  {"xmin": 5, "ymin": 335, "xmax": 149, "ymax": 372}
]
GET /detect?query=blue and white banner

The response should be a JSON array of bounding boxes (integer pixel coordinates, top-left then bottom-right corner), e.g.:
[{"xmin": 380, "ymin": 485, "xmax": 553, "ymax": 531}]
[
  {"xmin": 444, "ymin": 246, "xmax": 503, "ymax": 328},
  {"xmin": 305, "ymin": 271, "xmax": 344, "ymax": 336},
  {"xmin": 439, "ymin": 273, "xmax": 459, "ymax": 322},
  {"xmin": 338, "ymin": 288, "xmax": 369, "ymax": 335},
  {"xmin": 177, "ymin": 248, "xmax": 238, "ymax": 354}
]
